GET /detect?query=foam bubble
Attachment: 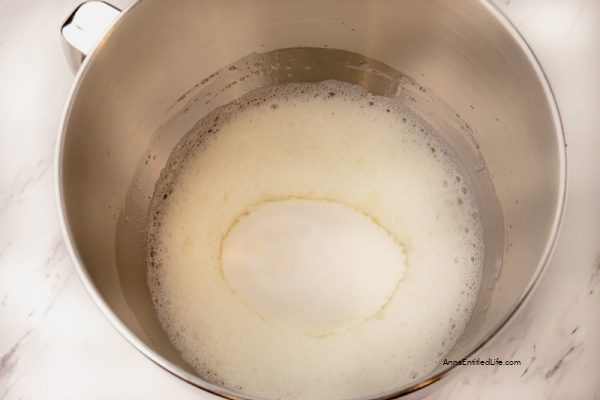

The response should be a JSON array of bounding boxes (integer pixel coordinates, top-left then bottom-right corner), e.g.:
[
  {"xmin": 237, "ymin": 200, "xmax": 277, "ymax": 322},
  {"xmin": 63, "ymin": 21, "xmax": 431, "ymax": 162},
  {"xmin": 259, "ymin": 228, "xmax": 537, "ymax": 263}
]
[{"xmin": 147, "ymin": 81, "xmax": 484, "ymax": 399}]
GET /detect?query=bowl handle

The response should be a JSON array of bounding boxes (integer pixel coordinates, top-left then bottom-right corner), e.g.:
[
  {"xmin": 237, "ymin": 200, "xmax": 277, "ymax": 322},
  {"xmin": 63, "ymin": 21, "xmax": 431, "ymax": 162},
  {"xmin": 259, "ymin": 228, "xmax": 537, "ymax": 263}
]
[{"xmin": 61, "ymin": 1, "xmax": 121, "ymax": 72}]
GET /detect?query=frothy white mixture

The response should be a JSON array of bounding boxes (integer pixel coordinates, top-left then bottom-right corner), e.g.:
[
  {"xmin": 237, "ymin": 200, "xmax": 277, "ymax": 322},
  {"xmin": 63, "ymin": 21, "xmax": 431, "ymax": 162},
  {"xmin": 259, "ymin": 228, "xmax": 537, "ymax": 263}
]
[{"xmin": 148, "ymin": 81, "xmax": 483, "ymax": 399}]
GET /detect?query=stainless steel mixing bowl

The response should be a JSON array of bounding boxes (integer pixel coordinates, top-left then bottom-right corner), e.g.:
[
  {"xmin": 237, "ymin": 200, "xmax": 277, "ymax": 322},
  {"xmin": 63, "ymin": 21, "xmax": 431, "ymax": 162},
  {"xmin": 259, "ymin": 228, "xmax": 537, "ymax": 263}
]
[{"xmin": 56, "ymin": 0, "xmax": 566, "ymax": 398}]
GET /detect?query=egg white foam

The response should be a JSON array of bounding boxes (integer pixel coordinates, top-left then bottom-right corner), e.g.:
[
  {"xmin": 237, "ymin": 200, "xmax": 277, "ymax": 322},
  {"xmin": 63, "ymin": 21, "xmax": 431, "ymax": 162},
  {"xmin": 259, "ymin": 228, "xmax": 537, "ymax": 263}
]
[{"xmin": 147, "ymin": 81, "xmax": 484, "ymax": 400}]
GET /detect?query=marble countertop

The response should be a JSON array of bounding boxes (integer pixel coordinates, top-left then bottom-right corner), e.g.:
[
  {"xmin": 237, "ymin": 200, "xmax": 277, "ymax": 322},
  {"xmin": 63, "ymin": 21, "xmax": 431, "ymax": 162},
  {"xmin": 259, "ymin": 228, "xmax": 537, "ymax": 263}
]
[{"xmin": 1, "ymin": 0, "xmax": 598, "ymax": 398}]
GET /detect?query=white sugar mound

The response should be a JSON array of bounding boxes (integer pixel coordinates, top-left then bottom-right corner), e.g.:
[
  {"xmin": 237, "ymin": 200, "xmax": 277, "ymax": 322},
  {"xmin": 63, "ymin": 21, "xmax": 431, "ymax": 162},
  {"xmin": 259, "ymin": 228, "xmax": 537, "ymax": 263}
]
[
  {"xmin": 147, "ymin": 81, "xmax": 484, "ymax": 400},
  {"xmin": 221, "ymin": 199, "xmax": 408, "ymax": 337}
]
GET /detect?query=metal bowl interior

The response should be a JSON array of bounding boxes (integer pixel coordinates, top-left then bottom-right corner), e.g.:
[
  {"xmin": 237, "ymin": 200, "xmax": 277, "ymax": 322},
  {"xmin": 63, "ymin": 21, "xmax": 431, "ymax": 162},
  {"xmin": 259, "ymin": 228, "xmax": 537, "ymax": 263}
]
[{"xmin": 57, "ymin": 0, "xmax": 565, "ymax": 399}]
